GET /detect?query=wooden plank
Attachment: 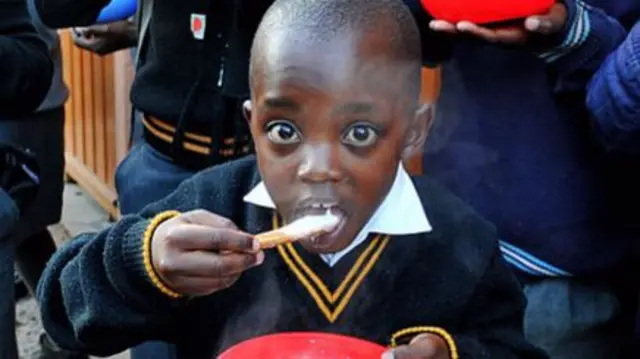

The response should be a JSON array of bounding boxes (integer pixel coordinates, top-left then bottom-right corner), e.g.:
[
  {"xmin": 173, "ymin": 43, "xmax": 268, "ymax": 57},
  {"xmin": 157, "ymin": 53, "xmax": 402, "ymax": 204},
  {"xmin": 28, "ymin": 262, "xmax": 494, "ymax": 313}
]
[
  {"xmin": 71, "ymin": 39, "xmax": 85, "ymax": 163},
  {"xmin": 403, "ymin": 67, "xmax": 441, "ymax": 176},
  {"xmin": 59, "ymin": 30, "xmax": 75, "ymax": 154},
  {"xmin": 65, "ymin": 153, "xmax": 119, "ymax": 220},
  {"xmin": 81, "ymin": 50, "xmax": 96, "ymax": 173},
  {"xmin": 93, "ymin": 53, "xmax": 107, "ymax": 183},
  {"xmin": 420, "ymin": 67, "xmax": 441, "ymax": 103},
  {"xmin": 113, "ymin": 51, "xmax": 133, "ymax": 168},
  {"xmin": 104, "ymin": 55, "xmax": 117, "ymax": 190}
]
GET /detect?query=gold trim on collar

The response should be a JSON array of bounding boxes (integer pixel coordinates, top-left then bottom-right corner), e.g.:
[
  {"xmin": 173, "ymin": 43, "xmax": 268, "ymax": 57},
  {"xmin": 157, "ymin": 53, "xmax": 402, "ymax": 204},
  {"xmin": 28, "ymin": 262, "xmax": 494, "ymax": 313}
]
[{"xmin": 272, "ymin": 213, "xmax": 390, "ymax": 323}]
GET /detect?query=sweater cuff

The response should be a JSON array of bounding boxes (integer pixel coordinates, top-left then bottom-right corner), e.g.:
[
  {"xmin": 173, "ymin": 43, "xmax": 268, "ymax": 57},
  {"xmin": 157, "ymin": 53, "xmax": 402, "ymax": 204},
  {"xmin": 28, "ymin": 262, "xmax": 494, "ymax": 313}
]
[
  {"xmin": 390, "ymin": 326, "xmax": 459, "ymax": 359},
  {"xmin": 533, "ymin": 0, "xmax": 588, "ymax": 62},
  {"xmin": 121, "ymin": 210, "xmax": 182, "ymax": 299}
]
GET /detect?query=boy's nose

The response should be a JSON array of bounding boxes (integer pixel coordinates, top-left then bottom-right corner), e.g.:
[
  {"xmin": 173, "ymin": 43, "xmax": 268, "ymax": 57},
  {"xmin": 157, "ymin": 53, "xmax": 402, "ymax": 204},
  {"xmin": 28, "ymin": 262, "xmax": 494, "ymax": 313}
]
[{"xmin": 297, "ymin": 144, "xmax": 342, "ymax": 183}]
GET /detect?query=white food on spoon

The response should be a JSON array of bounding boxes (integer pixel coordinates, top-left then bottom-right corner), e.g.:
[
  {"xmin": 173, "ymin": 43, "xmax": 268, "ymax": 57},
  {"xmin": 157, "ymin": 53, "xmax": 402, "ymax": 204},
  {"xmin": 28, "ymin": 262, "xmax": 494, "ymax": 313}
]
[{"xmin": 281, "ymin": 209, "xmax": 341, "ymax": 240}]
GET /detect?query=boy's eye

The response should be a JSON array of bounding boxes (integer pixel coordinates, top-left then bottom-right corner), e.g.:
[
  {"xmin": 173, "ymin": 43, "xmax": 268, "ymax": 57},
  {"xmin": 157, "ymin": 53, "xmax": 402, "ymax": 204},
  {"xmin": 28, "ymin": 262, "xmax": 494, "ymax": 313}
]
[
  {"xmin": 342, "ymin": 124, "xmax": 379, "ymax": 147},
  {"xmin": 266, "ymin": 121, "xmax": 301, "ymax": 144}
]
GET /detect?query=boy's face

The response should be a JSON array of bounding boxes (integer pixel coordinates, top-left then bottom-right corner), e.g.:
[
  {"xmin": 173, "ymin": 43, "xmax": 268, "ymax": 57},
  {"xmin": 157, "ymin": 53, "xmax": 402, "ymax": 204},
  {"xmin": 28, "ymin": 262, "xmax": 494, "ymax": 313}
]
[{"xmin": 246, "ymin": 29, "xmax": 429, "ymax": 253}]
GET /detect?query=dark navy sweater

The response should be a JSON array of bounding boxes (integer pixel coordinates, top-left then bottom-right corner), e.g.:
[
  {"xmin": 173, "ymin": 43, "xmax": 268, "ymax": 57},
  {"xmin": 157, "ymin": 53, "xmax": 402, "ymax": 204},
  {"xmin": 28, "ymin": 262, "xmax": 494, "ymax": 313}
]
[
  {"xmin": 37, "ymin": 156, "xmax": 546, "ymax": 359},
  {"xmin": 421, "ymin": 0, "xmax": 640, "ymax": 279}
]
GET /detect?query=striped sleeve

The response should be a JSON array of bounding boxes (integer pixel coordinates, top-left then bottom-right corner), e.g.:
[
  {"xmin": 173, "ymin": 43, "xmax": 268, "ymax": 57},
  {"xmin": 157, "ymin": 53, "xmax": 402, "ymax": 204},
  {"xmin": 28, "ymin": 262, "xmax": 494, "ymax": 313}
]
[
  {"xmin": 537, "ymin": 0, "xmax": 592, "ymax": 63},
  {"xmin": 533, "ymin": 0, "xmax": 628, "ymax": 92},
  {"xmin": 499, "ymin": 240, "xmax": 572, "ymax": 277}
]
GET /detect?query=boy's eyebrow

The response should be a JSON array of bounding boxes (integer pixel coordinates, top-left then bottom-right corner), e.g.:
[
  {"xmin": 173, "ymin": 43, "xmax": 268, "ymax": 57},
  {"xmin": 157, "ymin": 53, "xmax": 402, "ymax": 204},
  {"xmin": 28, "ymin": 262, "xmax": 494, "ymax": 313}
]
[
  {"xmin": 335, "ymin": 102, "xmax": 375, "ymax": 115},
  {"xmin": 262, "ymin": 97, "xmax": 301, "ymax": 112}
]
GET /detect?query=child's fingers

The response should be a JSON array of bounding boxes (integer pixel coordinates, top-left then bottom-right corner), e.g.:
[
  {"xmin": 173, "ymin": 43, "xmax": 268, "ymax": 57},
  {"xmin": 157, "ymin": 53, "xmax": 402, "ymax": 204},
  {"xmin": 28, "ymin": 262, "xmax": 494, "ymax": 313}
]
[
  {"xmin": 180, "ymin": 209, "xmax": 239, "ymax": 230},
  {"xmin": 429, "ymin": 20, "xmax": 457, "ymax": 33},
  {"xmin": 456, "ymin": 21, "xmax": 499, "ymax": 41},
  {"xmin": 166, "ymin": 224, "xmax": 259, "ymax": 253},
  {"xmin": 80, "ymin": 24, "xmax": 110, "ymax": 37},
  {"xmin": 381, "ymin": 334, "xmax": 447, "ymax": 359},
  {"xmin": 524, "ymin": 3, "xmax": 567, "ymax": 34},
  {"xmin": 456, "ymin": 21, "xmax": 527, "ymax": 44},
  {"xmin": 491, "ymin": 27, "xmax": 528, "ymax": 44},
  {"xmin": 165, "ymin": 251, "xmax": 264, "ymax": 278},
  {"xmin": 381, "ymin": 345, "xmax": 420, "ymax": 359},
  {"xmin": 171, "ymin": 275, "xmax": 242, "ymax": 296}
]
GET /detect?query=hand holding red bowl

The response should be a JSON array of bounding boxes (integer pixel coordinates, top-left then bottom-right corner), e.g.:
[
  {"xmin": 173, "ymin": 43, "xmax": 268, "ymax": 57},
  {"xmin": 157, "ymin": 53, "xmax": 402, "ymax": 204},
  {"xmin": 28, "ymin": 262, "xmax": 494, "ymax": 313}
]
[{"xmin": 422, "ymin": 0, "xmax": 567, "ymax": 45}]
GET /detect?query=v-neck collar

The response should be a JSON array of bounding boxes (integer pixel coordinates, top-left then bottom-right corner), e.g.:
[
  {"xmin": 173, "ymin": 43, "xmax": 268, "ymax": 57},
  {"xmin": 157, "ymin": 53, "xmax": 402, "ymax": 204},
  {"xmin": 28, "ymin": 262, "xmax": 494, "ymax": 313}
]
[{"xmin": 272, "ymin": 214, "xmax": 390, "ymax": 323}]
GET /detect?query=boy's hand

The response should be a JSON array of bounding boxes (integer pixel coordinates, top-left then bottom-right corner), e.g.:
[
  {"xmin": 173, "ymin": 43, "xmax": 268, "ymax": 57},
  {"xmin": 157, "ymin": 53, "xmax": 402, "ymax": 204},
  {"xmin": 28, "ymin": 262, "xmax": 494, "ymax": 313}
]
[
  {"xmin": 429, "ymin": 2, "xmax": 568, "ymax": 45},
  {"xmin": 151, "ymin": 210, "xmax": 264, "ymax": 297},
  {"xmin": 382, "ymin": 334, "xmax": 451, "ymax": 359}
]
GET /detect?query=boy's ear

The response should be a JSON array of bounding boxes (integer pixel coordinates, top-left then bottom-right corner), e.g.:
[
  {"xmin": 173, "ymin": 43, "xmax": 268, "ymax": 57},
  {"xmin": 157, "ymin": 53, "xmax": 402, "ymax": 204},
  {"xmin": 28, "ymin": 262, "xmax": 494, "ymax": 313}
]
[
  {"xmin": 242, "ymin": 100, "xmax": 253, "ymax": 123},
  {"xmin": 402, "ymin": 103, "xmax": 434, "ymax": 160}
]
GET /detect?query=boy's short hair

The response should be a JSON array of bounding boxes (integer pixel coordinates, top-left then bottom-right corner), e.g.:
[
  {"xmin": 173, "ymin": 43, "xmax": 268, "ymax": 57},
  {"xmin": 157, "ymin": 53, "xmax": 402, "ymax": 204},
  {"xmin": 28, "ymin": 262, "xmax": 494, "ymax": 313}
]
[{"xmin": 250, "ymin": 0, "xmax": 423, "ymax": 99}]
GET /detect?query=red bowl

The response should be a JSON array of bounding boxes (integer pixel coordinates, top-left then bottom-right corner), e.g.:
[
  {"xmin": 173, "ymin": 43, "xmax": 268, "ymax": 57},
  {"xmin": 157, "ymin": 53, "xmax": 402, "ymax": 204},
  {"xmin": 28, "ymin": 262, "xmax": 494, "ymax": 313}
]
[
  {"xmin": 218, "ymin": 332, "xmax": 387, "ymax": 359},
  {"xmin": 420, "ymin": 0, "xmax": 555, "ymax": 24}
]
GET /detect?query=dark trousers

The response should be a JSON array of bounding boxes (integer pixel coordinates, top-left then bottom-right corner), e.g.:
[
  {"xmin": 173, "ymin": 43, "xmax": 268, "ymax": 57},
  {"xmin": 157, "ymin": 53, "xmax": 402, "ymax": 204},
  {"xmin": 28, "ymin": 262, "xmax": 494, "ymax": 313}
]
[{"xmin": 0, "ymin": 108, "xmax": 65, "ymax": 359}]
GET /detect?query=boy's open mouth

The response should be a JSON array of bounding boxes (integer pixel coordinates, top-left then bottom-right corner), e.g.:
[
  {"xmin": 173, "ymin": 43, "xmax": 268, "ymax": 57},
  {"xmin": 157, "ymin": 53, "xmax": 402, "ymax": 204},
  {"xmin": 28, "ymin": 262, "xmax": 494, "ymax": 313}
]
[{"xmin": 290, "ymin": 202, "xmax": 348, "ymax": 251}]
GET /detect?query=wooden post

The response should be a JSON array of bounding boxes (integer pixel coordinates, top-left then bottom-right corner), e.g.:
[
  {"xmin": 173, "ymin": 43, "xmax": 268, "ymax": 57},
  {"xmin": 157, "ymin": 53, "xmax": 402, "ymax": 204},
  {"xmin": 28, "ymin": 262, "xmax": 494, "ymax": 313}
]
[
  {"xmin": 60, "ymin": 30, "xmax": 133, "ymax": 219},
  {"xmin": 403, "ymin": 67, "xmax": 441, "ymax": 176}
]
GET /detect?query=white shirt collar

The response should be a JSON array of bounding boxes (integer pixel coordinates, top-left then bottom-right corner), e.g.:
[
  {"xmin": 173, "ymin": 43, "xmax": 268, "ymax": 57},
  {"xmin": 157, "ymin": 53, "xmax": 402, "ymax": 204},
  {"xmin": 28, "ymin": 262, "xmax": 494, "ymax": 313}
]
[{"xmin": 243, "ymin": 164, "xmax": 432, "ymax": 266}]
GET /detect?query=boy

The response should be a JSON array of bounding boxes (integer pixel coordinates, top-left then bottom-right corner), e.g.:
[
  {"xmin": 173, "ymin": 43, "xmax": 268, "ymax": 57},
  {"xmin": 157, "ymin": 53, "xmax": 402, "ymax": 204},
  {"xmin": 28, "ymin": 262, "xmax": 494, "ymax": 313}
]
[{"xmin": 37, "ymin": 0, "xmax": 546, "ymax": 358}]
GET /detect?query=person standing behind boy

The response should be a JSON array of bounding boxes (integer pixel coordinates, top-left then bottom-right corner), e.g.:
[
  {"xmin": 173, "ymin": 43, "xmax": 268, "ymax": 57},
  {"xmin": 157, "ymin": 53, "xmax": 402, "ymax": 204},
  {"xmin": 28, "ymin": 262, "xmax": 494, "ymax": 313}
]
[
  {"xmin": 0, "ymin": 0, "xmax": 52, "ymax": 357},
  {"xmin": 8, "ymin": 3, "xmax": 90, "ymax": 359},
  {"xmin": 417, "ymin": 0, "xmax": 640, "ymax": 357},
  {"xmin": 36, "ymin": 1, "xmax": 548, "ymax": 358}
]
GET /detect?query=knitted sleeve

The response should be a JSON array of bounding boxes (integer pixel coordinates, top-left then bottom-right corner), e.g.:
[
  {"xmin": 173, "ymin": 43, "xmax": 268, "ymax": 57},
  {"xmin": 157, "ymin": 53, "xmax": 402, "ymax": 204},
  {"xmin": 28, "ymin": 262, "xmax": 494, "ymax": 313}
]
[
  {"xmin": 35, "ymin": 180, "xmax": 200, "ymax": 355},
  {"xmin": 450, "ymin": 248, "xmax": 548, "ymax": 359},
  {"xmin": 36, "ymin": 158, "xmax": 258, "ymax": 356},
  {"xmin": 586, "ymin": 21, "xmax": 640, "ymax": 155}
]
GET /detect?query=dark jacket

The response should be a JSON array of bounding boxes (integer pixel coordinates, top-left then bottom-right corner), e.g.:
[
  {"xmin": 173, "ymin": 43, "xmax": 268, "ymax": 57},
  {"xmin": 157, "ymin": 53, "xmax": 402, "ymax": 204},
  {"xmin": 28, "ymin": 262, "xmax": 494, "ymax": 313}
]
[
  {"xmin": 37, "ymin": 156, "xmax": 546, "ymax": 359},
  {"xmin": 0, "ymin": 0, "xmax": 53, "ymax": 115}
]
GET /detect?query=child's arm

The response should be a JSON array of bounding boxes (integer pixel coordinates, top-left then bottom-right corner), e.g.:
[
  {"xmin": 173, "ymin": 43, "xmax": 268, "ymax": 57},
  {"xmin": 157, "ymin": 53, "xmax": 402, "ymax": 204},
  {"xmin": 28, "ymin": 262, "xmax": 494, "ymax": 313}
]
[
  {"xmin": 386, "ymin": 249, "xmax": 547, "ymax": 359},
  {"xmin": 35, "ymin": 183, "xmax": 198, "ymax": 355},
  {"xmin": 586, "ymin": 21, "xmax": 640, "ymax": 155},
  {"xmin": 35, "ymin": 170, "xmax": 259, "ymax": 356}
]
